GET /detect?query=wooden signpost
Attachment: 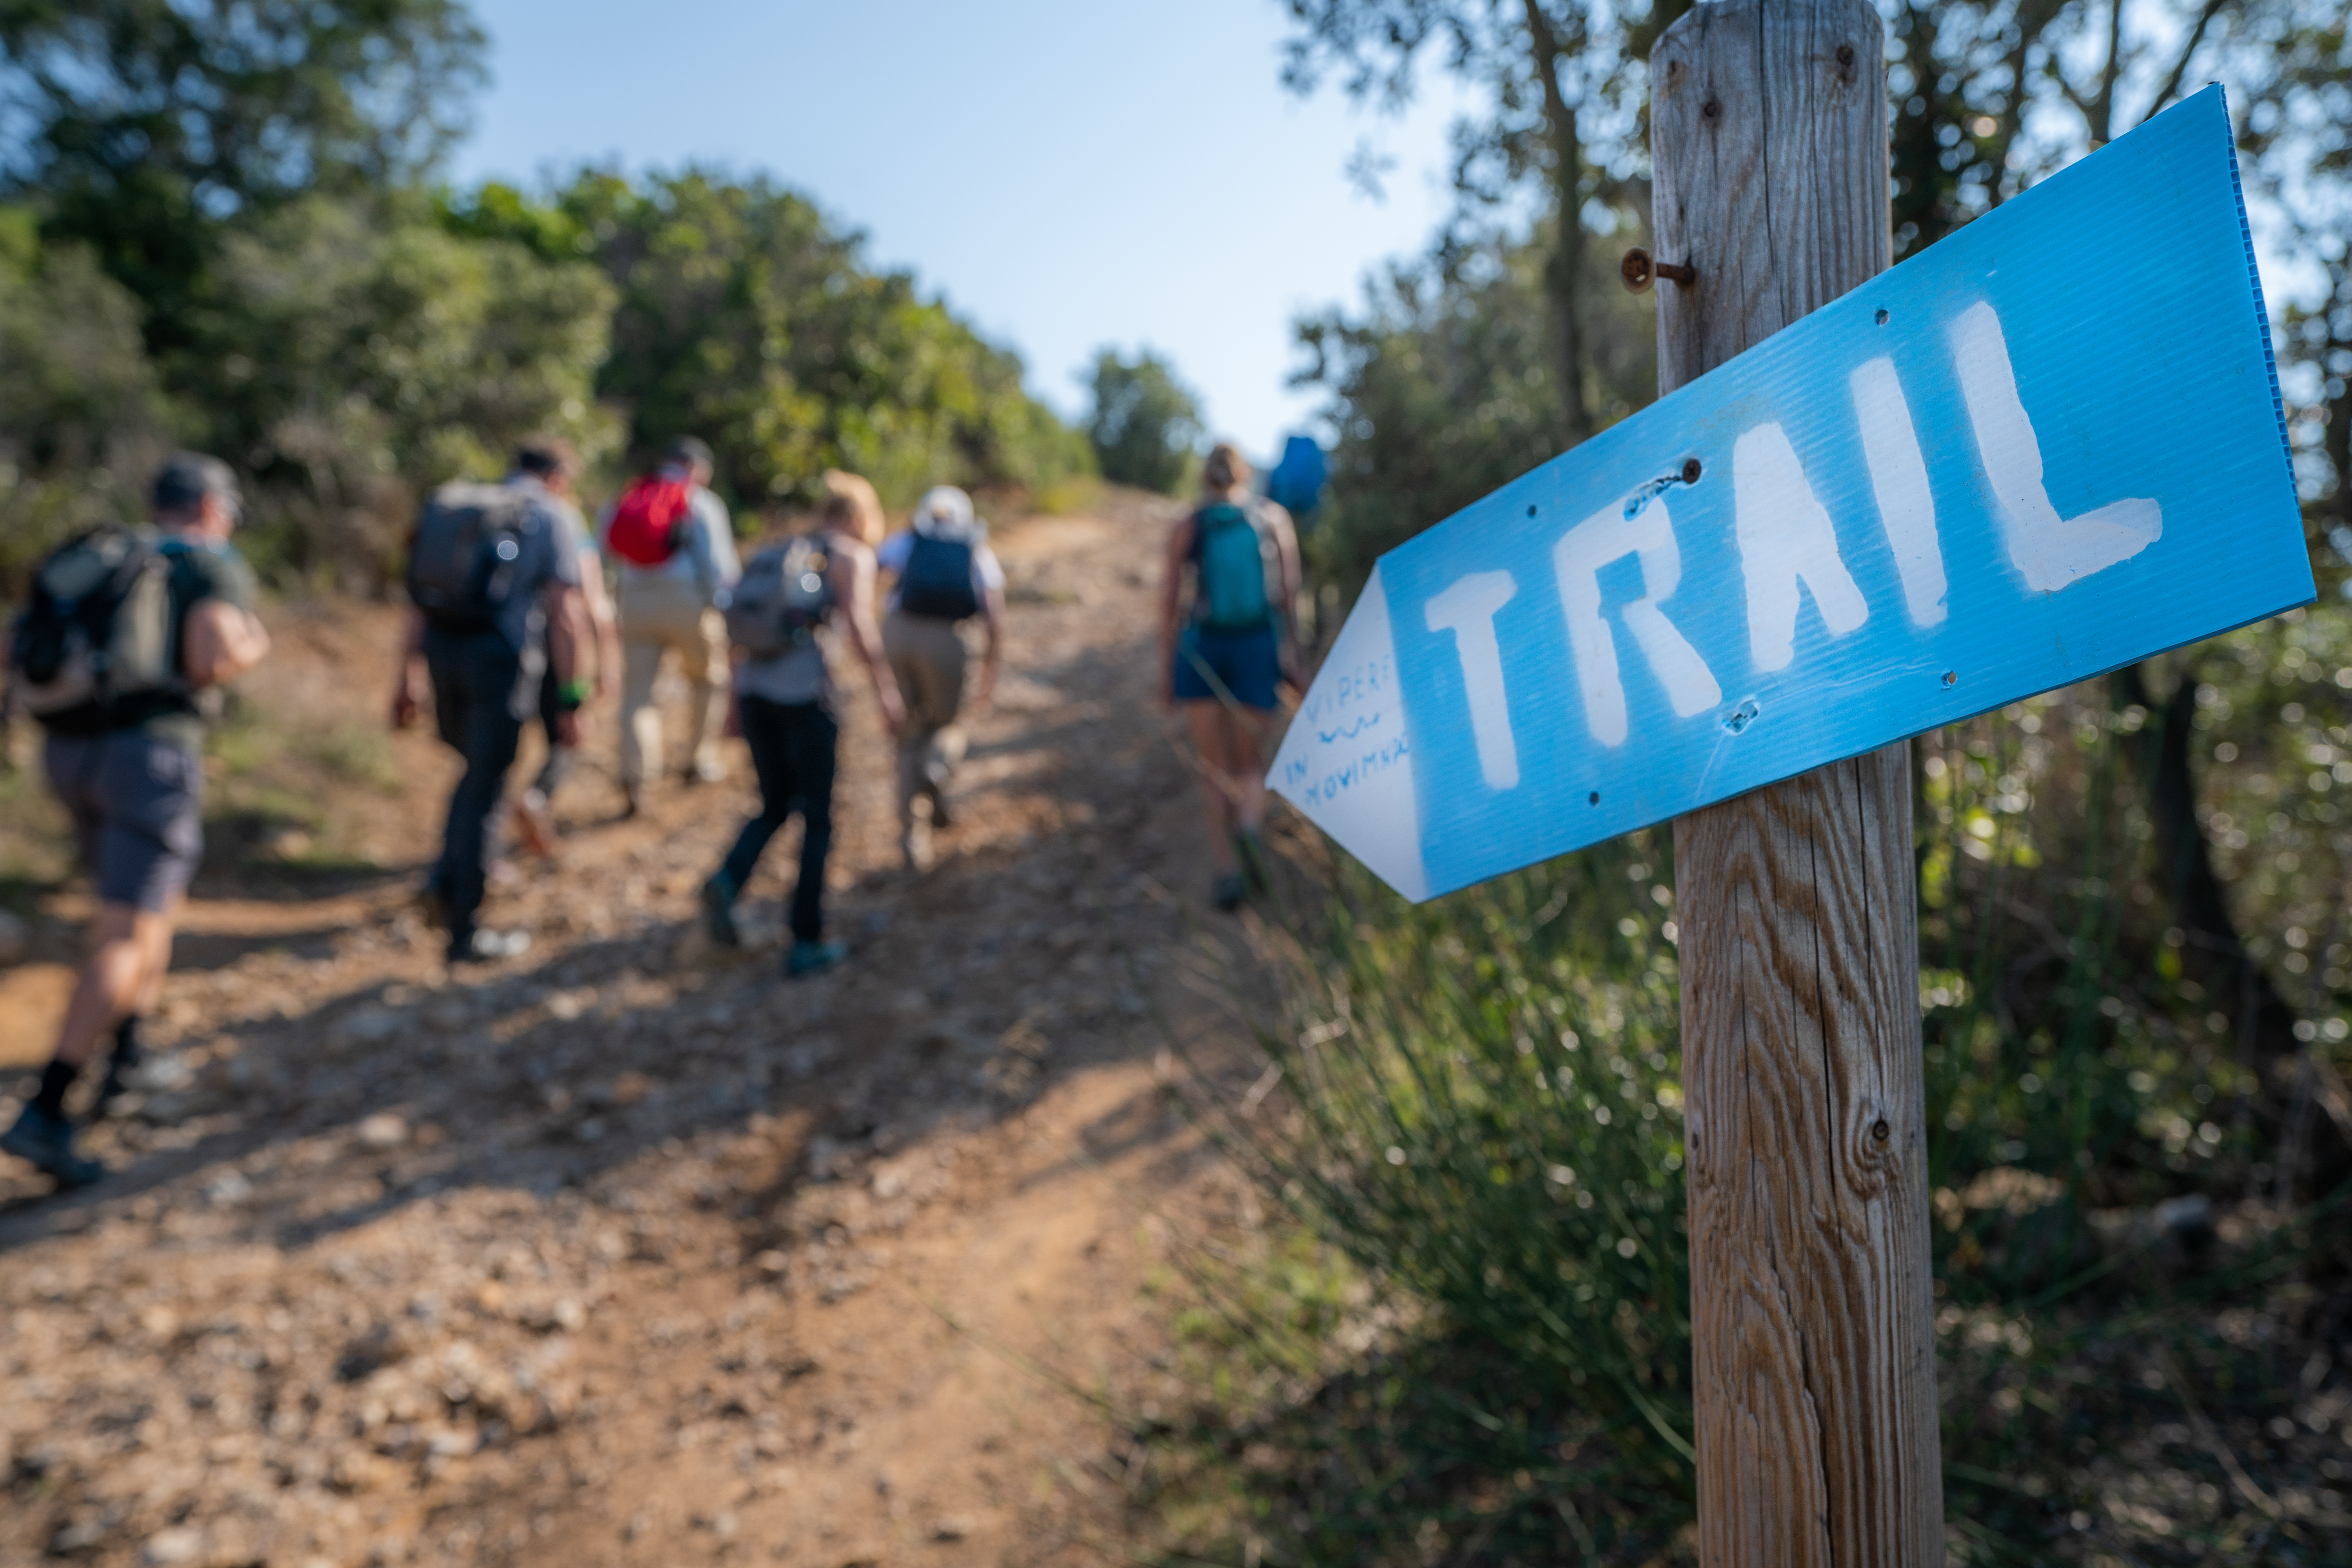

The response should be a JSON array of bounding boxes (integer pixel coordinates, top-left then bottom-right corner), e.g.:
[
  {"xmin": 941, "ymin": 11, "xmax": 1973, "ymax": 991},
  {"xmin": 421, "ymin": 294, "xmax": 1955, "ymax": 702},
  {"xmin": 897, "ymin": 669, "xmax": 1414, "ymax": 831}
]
[
  {"xmin": 1656, "ymin": 4, "xmax": 1937, "ymax": 1559},
  {"xmin": 1267, "ymin": 1, "xmax": 2309, "ymax": 1557}
]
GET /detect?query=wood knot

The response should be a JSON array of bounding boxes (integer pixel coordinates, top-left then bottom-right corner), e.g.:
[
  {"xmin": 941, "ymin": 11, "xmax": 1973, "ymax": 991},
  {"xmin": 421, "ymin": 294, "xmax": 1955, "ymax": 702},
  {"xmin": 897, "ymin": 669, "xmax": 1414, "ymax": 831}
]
[
  {"xmin": 1835, "ymin": 43, "xmax": 1857, "ymax": 83},
  {"xmin": 1701, "ymin": 97, "xmax": 1721, "ymax": 120},
  {"xmin": 1871, "ymin": 1119, "xmax": 1891, "ymax": 1143}
]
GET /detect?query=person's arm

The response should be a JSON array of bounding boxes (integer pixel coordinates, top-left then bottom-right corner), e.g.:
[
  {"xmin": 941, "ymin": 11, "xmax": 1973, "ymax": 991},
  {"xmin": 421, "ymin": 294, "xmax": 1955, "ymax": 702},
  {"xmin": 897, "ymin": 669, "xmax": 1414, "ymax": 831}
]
[
  {"xmin": 1264, "ymin": 501, "xmax": 1305, "ymax": 688},
  {"xmin": 581, "ymin": 546, "xmax": 622, "ymax": 697},
  {"xmin": 546, "ymin": 583, "xmax": 589, "ymax": 746},
  {"xmin": 1158, "ymin": 515, "xmax": 1194, "ymax": 710},
  {"xmin": 973, "ymin": 583, "xmax": 1006, "ymax": 713},
  {"xmin": 390, "ymin": 607, "xmax": 426, "ymax": 729},
  {"xmin": 835, "ymin": 539, "xmax": 906, "ymax": 733},
  {"xmin": 181, "ymin": 599, "xmax": 270, "ymax": 688}
]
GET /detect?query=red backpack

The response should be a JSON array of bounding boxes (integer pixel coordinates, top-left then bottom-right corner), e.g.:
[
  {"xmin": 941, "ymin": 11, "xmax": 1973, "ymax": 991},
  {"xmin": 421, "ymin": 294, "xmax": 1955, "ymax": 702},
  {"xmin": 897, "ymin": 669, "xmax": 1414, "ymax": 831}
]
[{"xmin": 606, "ymin": 474, "xmax": 694, "ymax": 566}]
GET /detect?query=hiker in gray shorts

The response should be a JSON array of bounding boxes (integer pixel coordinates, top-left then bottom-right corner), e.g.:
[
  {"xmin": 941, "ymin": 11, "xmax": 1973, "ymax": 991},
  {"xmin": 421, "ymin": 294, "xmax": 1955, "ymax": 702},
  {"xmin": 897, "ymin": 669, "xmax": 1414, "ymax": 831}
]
[{"xmin": 3, "ymin": 455, "xmax": 272, "ymax": 1188}]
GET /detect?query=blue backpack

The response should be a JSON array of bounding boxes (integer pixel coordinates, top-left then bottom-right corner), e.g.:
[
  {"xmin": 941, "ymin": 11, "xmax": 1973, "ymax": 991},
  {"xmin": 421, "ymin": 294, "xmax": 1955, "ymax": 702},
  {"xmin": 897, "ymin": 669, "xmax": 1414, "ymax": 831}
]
[
  {"xmin": 1192, "ymin": 503, "xmax": 1272, "ymax": 634},
  {"xmin": 1265, "ymin": 435, "xmax": 1327, "ymax": 518},
  {"xmin": 898, "ymin": 532, "xmax": 980, "ymax": 621}
]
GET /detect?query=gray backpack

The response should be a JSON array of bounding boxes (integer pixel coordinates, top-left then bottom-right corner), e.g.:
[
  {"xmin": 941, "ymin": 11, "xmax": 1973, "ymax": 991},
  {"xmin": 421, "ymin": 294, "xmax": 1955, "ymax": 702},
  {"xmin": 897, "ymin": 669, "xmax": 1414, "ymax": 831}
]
[
  {"xmin": 724, "ymin": 536, "xmax": 833, "ymax": 657},
  {"xmin": 405, "ymin": 481, "xmax": 533, "ymax": 626},
  {"xmin": 11, "ymin": 526, "xmax": 180, "ymax": 718}
]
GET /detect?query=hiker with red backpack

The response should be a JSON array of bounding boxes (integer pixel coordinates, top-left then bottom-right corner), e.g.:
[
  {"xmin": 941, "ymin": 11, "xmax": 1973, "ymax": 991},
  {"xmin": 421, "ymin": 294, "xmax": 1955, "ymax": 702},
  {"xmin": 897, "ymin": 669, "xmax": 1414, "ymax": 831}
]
[
  {"xmin": 3, "ymin": 455, "xmax": 272, "ymax": 1188},
  {"xmin": 602, "ymin": 436, "xmax": 740, "ymax": 815},
  {"xmin": 390, "ymin": 453, "xmax": 591, "ymax": 964},
  {"xmin": 1159, "ymin": 443, "xmax": 1302, "ymax": 911},
  {"xmin": 876, "ymin": 485, "xmax": 1007, "ymax": 872},
  {"xmin": 701, "ymin": 470, "xmax": 904, "ymax": 978}
]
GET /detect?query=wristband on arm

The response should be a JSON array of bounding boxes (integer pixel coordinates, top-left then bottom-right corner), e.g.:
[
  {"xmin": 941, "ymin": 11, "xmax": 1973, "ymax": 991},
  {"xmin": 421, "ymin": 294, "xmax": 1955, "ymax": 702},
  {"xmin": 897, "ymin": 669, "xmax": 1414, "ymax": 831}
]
[{"xmin": 557, "ymin": 679, "xmax": 592, "ymax": 711}]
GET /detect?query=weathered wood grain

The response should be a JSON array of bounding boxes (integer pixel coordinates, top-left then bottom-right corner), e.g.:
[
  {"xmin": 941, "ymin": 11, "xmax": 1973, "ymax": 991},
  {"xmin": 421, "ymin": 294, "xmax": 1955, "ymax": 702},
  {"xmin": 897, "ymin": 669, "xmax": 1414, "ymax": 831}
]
[{"xmin": 1652, "ymin": 2, "xmax": 1944, "ymax": 1563}]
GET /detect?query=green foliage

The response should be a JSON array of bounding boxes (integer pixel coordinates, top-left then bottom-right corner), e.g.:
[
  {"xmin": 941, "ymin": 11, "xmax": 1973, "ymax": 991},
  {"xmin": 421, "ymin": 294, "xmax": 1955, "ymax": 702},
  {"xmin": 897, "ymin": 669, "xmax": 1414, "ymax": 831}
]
[
  {"xmin": 0, "ymin": 0, "xmax": 485, "ymax": 347},
  {"xmin": 1161, "ymin": 629, "xmax": 2352, "ymax": 1560},
  {"xmin": 175, "ymin": 192, "xmax": 618, "ymax": 585},
  {"xmin": 547, "ymin": 170, "xmax": 1089, "ymax": 513},
  {"xmin": 1084, "ymin": 348, "xmax": 1203, "ymax": 495},
  {"xmin": 1293, "ymin": 231, "xmax": 1653, "ymax": 599},
  {"xmin": 0, "ymin": 209, "xmax": 165, "ymax": 594}
]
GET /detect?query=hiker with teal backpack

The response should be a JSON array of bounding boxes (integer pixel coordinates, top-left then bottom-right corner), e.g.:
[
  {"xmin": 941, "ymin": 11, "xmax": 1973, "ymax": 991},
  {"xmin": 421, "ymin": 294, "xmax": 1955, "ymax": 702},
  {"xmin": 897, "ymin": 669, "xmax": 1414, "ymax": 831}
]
[
  {"xmin": 877, "ymin": 485, "xmax": 1007, "ymax": 872},
  {"xmin": 1159, "ymin": 443, "xmax": 1302, "ymax": 911},
  {"xmin": 702, "ymin": 470, "xmax": 905, "ymax": 978},
  {"xmin": 3, "ymin": 455, "xmax": 272, "ymax": 1188}
]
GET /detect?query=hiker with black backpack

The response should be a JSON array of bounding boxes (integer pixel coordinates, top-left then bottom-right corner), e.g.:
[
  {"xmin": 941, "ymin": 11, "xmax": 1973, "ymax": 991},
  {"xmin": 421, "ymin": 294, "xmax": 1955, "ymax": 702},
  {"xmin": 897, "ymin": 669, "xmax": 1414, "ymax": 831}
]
[
  {"xmin": 701, "ymin": 470, "xmax": 904, "ymax": 978},
  {"xmin": 2, "ymin": 455, "xmax": 272, "ymax": 1188},
  {"xmin": 876, "ymin": 485, "xmax": 1006, "ymax": 872},
  {"xmin": 602, "ymin": 436, "xmax": 740, "ymax": 815},
  {"xmin": 390, "ymin": 461, "xmax": 591, "ymax": 965},
  {"xmin": 1159, "ymin": 443, "xmax": 1301, "ymax": 911}
]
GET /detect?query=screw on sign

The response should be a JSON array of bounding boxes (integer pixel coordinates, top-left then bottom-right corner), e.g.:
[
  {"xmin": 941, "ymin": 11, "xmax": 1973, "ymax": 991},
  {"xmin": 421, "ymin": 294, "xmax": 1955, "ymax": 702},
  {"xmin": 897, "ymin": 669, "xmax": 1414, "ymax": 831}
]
[{"xmin": 1269, "ymin": 3, "xmax": 2307, "ymax": 1562}]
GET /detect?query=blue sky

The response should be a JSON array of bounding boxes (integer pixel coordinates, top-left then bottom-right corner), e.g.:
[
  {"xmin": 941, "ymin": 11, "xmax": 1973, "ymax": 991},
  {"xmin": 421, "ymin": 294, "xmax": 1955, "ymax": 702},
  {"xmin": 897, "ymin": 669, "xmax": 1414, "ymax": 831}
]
[{"xmin": 448, "ymin": 0, "xmax": 1481, "ymax": 459}]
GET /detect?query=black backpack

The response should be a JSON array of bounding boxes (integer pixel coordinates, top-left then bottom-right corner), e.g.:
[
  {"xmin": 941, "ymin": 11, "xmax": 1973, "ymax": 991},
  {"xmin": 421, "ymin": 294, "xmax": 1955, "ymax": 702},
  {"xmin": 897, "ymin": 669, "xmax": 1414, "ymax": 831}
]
[
  {"xmin": 406, "ymin": 482, "xmax": 534, "ymax": 626},
  {"xmin": 10, "ymin": 525, "xmax": 181, "ymax": 719},
  {"xmin": 898, "ymin": 532, "xmax": 980, "ymax": 621}
]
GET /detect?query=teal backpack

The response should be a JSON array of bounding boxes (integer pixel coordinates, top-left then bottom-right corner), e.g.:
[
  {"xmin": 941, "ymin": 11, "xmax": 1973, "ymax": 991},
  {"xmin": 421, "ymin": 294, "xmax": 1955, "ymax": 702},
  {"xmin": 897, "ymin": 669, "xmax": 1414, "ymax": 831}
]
[{"xmin": 1192, "ymin": 503, "xmax": 1271, "ymax": 634}]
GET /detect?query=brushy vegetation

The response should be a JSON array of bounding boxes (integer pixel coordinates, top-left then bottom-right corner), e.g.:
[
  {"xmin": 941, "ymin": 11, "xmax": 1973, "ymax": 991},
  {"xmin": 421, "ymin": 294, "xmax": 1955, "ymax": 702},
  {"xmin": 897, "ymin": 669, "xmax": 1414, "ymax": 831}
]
[
  {"xmin": 0, "ymin": 2, "xmax": 1090, "ymax": 597},
  {"xmin": 1084, "ymin": 348, "xmax": 1206, "ymax": 496},
  {"xmin": 1145, "ymin": 620, "xmax": 2352, "ymax": 1563}
]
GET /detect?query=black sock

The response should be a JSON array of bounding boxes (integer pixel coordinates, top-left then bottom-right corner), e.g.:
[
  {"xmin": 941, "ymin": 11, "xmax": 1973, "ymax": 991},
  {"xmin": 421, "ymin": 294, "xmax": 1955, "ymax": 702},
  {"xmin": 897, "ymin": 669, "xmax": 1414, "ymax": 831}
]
[
  {"xmin": 110, "ymin": 1016, "xmax": 143, "ymax": 1072},
  {"xmin": 31, "ymin": 1060, "xmax": 78, "ymax": 1119}
]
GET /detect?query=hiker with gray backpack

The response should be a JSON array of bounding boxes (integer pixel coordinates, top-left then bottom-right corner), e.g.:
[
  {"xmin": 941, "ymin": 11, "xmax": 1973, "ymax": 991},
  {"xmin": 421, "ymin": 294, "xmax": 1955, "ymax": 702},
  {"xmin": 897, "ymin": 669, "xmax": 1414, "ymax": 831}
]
[
  {"xmin": 1159, "ymin": 443, "xmax": 1301, "ymax": 911},
  {"xmin": 390, "ymin": 445, "xmax": 591, "ymax": 965},
  {"xmin": 3, "ymin": 455, "xmax": 272, "ymax": 1188},
  {"xmin": 876, "ymin": 485, "xmax": 1007, "ymax": 872},
  {"xmin": 701, "ymin": 470, "xmax": 904, "ymax": 978}
]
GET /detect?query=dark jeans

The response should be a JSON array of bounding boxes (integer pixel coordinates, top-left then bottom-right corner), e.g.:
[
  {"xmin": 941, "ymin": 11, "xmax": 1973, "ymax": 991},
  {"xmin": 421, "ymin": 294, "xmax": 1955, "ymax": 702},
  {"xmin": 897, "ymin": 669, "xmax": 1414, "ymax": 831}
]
[
  {"xmin": 718, "ymin": 695, "xmax": 838, "ymax": 944},
  {"xmin": 425, "ymin": 627, "xmax": 525, "ymax": 941}
]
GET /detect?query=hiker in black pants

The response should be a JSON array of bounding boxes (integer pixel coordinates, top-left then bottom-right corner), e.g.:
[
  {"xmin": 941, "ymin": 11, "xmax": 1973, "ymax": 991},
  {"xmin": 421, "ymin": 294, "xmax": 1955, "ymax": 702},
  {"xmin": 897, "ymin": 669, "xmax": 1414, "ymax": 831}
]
[
  {"xmin": 3, "ymin": 454, "xmax": 272, "ymax": 1188},
  {"xmin": 701, "ymin": 470, "xmax": 903, "ymax": 978},
  {"xmin": 390, "ymin": 445, "xmax": 591, "ymax": 965}
]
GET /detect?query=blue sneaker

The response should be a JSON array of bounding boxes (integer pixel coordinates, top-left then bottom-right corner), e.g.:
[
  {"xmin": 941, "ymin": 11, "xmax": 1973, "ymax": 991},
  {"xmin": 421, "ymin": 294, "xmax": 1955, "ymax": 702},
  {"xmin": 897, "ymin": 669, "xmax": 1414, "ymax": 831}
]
[
  {"xmin": 2, "ymin": 1102, "xmax": 104, "ymax": 1189},
  {"xmin": 785, "ymin": 939, "xmax": 848, "ymax": 979}
]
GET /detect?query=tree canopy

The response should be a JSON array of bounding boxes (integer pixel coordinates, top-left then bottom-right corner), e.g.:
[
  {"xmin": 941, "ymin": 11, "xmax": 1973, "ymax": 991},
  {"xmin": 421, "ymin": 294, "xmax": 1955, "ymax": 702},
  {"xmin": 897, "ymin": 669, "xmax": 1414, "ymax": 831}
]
[{"xmin": 1084, "ymin": 349, "xmax": 1203, "ymax": 495}]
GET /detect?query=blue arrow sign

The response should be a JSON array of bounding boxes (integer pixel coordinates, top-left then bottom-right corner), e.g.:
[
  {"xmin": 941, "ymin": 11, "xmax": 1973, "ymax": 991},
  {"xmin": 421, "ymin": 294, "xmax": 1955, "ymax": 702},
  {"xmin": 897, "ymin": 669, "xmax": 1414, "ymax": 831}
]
[{"xmin": 1271, "ymin": 86, "xmax": 2308, "ymax": 904}]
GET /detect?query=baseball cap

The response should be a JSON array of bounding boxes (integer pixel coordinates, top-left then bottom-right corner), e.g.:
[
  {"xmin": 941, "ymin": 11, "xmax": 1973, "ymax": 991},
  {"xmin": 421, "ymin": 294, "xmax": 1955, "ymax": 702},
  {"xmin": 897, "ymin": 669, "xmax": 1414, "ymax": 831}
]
[{"xmin": 152, "ymin": 453, "xmax": 242, "ymax": 519}]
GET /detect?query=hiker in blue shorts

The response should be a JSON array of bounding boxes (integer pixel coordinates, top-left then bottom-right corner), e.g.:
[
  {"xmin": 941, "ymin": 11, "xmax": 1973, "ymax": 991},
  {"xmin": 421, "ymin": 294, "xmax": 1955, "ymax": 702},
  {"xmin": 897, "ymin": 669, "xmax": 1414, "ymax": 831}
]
[
  {"xmin": 4, "ymin": 455, "xmax": 272, "ymax": 1187},
  {"xmin": 1158, "ymin": 443, "xmax": 1302, "ymax": 911}
]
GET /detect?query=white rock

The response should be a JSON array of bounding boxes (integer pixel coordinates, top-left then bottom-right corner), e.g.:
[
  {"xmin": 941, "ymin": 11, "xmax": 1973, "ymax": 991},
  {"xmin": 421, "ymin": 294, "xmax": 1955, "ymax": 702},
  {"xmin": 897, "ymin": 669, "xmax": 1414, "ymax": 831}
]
[
  {"xmin": 356, "ymin": 1113, "xmax": 409, "ymax": 1151},
  {"xmin": 142, "ymin": 1527, "xmax": 203, "ymax": 1565}
]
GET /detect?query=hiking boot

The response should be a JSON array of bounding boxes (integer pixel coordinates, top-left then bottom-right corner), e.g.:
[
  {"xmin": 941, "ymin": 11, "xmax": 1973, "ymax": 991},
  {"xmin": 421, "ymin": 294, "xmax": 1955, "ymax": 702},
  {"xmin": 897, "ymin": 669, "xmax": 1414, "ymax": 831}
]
[
  {"xmin": 1210, "ymin": 871, "xmax": 1248, "ymax": 912},
  {"xmin": 701, "ymin": 874, "xmax": 742, "ymax": 948},
  {"xmin": 1233, "ymin": 827, "xmax": 1272, "ymax": 897},
  {"xmin": 901, "ymin": 822, "xmax": 933, "ymax": 875},
  {"xmin": 2, "ymin": 1102, "xmax": 104, "ymax": 1189},
  {"xmin": 926, "ymin": 783, "xmax": 954, "ymax": 830},
  {"xmin": 784, "ymin": 939, "xmax": 848, "ymax": 979},
  {"xmin": 621, "ymin": 784, "xmax": 644, "ymax": 820},
  {"xmin": 448, "ymin": 927, "xmax": 531, "ymax": 965}
]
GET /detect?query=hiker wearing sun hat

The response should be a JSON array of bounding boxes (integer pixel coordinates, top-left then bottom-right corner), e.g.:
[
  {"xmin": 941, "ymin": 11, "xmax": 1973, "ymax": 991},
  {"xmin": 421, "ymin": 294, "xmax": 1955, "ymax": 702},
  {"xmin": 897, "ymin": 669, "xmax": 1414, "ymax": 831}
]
[{"xmin": 875, "ymin": 485, "xmax": 1007, "ymax": 872}]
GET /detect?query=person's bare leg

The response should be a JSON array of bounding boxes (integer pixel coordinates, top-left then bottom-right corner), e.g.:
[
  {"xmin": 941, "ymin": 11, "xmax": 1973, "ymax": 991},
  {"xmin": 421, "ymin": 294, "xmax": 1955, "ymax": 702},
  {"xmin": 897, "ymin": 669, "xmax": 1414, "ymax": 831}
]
[
  {"xmin": 1183, "ymin": 700, "xmax": 1239, "ymax": 874},
  {"xmin": 1228, "ymin": 707, "xmax": 1273, "ymax": 832},
  {"xmin": 52, "ymin": 902, "xmax": 172, "ymax": 1070}
]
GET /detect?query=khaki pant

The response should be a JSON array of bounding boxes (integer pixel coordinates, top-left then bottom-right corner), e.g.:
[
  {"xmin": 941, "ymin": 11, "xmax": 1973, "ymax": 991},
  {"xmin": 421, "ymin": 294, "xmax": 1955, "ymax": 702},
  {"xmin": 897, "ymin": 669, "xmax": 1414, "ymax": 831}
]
[
  {"xmin": 617, "ymin": 575, "xmax": 729, "ymax": 789},
  {"xmin": 883, "ymin": 611, "xmax": 969, "ymax": 830}
]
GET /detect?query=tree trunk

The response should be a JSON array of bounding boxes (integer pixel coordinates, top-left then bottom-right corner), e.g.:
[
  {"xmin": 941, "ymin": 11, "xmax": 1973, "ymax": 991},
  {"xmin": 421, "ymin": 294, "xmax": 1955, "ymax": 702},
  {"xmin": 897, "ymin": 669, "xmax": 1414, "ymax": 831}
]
[
  {"xmin": 1653, "ymin": 1, "xmax": 1944, "ymax": 1560},
  {"xmin": 1523, "ymin": 0, "xmax": 1593, "ymax": 446}
]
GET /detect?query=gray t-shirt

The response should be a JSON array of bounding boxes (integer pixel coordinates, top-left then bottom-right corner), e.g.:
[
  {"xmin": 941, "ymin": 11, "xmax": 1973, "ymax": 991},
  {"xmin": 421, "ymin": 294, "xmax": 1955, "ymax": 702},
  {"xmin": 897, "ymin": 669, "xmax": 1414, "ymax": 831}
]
[{"xmin": 733, "ymin": 532, "xmax": 840, "ymax": 707}]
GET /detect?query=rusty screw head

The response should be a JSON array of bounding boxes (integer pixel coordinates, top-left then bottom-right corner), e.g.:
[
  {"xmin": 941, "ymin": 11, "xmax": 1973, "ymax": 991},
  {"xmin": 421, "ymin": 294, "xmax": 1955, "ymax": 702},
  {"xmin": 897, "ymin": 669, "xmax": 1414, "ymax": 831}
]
[{"xmin": 1621, "ymin": 247, "xmax": 1698, "ymax": 294}]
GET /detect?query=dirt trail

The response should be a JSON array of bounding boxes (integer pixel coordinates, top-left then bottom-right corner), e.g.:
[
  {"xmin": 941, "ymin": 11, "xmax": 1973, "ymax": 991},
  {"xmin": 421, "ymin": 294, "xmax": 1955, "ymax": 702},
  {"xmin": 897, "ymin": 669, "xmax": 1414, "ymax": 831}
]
[{"xmin": 0, "ymin": 498, "xmax": 1265, "ymax": 1567}]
